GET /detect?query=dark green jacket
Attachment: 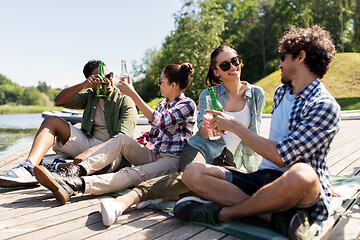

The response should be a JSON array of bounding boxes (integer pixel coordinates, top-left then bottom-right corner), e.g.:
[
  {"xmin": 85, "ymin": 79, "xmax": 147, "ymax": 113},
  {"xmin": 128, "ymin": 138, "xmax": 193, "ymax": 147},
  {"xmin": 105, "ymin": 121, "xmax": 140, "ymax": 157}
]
[{"xmin": 58, "ymin": 87, "xmax": 137, "ymax": 139}]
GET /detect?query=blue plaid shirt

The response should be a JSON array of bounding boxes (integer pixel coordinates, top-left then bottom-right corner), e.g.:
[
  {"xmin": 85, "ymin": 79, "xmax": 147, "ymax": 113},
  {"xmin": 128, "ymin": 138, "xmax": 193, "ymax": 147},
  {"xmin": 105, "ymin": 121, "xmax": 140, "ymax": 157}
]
[
  {"xmin": 273, "ymin": 79, "xmax": 341, "ymax": 222},
  {"xmin": 149, "ymin": 93, "xmax": 196, "ymax": 155}
]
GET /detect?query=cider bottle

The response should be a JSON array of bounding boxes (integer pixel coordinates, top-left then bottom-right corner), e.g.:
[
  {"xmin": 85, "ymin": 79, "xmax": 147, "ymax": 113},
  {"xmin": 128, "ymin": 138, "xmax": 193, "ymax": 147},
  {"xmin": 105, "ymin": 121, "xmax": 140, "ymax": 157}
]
[
  {"xmin": 96, "ymin": 61, "xmax": 107, "ymax": 97},
  {"xmin": 120, "ymin": 60, "xmax": 129, "ymax": 83}
]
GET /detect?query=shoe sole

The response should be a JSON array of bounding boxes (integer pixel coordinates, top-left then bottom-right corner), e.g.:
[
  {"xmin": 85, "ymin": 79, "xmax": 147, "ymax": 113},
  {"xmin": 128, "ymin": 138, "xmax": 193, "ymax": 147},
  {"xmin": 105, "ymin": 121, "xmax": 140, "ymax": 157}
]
[
  {"xmin": 175, "ymin": 196, "xmax": 212, "ymax": 206},
  {"xmin": 33, "ymin": 166, "xmax": 69, "ymax": 204},
  {"xmin": 0, "ymin": 176, "xmax": 38, "ymax": 188}
]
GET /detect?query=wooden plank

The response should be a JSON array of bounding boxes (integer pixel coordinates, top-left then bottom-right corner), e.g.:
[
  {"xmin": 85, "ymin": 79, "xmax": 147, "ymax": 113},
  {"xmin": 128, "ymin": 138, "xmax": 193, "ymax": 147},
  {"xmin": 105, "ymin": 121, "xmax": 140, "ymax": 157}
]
[
  {"xmin": 314, "ymin": 197, "xmax": 356, "ymax": 240},
  {"xmin": 337, "ymin": 157, "xmax": 360, "ymax": 176},
  {"xmin": 154, "ymin": 223, "xmax": 207, "ymax": 240},
  {"xmin": 222, "ymin": 235, "xmax": 245, "ymax": 240},
  {"xmin": 86, "ymin": 211, "xmax": 171, "ymax": 240},
  {"xmin": 329, "ymin": 151, "xmax": 360, "ymax": 176},
  {"xmin": 0, "ymin": 195, "xmax": 99, "ymax": 230},
  {"xmin": 325, "ymin": 196, "xmax": 360, "ymax": 240},
  {"xmin": 48, "ymin": 208, "xmax": 158, "ymax": 240},
  {"xmin": 3, "ymin": 203, "xmax": 101, "ymax": 239},
  {"xmin": 121, "ymin": 217, "xmax": 186, "ymax": 240},
  {"xmin": 189, "ymin": 228, "xmax": 228, "ymax": 240},
  {"xmin": 0, "ymin": 145, "xmax": 30, "ymax": 168}
]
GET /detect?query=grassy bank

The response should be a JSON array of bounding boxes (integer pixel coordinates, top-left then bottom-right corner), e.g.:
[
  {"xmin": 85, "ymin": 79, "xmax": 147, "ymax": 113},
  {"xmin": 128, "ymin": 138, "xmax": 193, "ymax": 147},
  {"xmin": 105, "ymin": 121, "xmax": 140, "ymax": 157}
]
[
  {"xmin": 0, "ymin": 105, "xmax": 63, "ymax": 114},
  {"xmin": 263, "ymin": 97, "xmax": 360, "ymax": 114}
]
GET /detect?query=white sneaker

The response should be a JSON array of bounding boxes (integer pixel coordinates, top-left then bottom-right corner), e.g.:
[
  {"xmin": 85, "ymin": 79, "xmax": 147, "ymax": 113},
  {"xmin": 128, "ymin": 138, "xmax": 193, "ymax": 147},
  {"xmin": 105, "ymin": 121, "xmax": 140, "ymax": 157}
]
[
  {"xmin": 0, "ymin": 161, "xmax": 38, "ymax": 188},
  {"xmin": 100, "ymin": 197, "xmax": 123, "ymax": 226}
]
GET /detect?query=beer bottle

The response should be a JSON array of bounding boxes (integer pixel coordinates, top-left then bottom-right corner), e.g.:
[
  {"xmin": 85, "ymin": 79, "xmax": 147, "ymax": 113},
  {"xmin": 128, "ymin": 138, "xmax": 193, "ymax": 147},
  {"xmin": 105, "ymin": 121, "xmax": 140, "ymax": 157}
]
[
  {"xmin": 208, "ymin": 87, "xmax": 223, "ymax": 113},
  {"xmin": 96, "ymin": 61, "xmax": 107, "ymax": 97}
]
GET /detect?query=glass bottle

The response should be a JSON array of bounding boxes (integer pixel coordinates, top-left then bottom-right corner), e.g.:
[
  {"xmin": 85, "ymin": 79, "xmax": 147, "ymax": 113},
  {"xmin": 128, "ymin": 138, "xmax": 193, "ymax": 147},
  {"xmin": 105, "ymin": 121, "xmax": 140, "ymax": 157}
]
[
  {"xmin": 208, "ymin": 87, "xmax": 223, "ymax": 113},
  {"xmin": 96, "ymin": 61, "xmax": 107, "ymax": 97},
  {"xmin": 120, "ymin": 60, "xmax": 129, "ymax": 83}
]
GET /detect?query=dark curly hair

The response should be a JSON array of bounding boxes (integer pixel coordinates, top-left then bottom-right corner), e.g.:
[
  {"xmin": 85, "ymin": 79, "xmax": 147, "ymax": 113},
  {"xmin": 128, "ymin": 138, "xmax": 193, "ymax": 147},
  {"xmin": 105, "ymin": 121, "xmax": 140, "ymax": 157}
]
[
  {"xmin": 83, "ymin": 59, "xmax": 105, "ymax": 78},
  {"xmin": 205, "ymin": 45, "xmax": 239, "ymax": 87},
  {"xmin": 278, "ymin": 25, "xmax": 336, "ymax": 79},
  {"xmin": 163, "ymin": 63, "xmax": 193, "ymax": 91}
]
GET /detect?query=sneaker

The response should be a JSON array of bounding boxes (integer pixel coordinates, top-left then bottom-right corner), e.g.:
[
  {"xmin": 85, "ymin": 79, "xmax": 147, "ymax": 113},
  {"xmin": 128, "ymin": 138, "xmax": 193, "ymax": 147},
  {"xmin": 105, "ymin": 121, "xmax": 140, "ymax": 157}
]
[
  {"xmin": 0, "ymin": 161, "xmax": 38, "ymax": 188},
  {"xmin": 100, "ymin": 197, "xmax": 123, "ymax": 226},
  {"xmin": 41, "ymin": 158, "xmax": 67, "ymax": 172},
  {"xmin": 33, "ymin": 165, "xmax": 84, "ymax": 204},
  {"xmin": 272, "ymin": 208, "xmax": 310, "ymax": 240},
  {"xmin": 173, "ymin": 196, "xmax": 223, "ymax": 225},
  {"xmin": 135, "ymin": 198, "xmax": 163, "ymax": 209}
]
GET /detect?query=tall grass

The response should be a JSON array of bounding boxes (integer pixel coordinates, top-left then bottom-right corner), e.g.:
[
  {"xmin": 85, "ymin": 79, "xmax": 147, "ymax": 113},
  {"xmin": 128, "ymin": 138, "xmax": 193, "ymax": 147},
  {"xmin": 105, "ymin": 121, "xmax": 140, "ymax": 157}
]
[{"xmin": 0, "ymin": 105, "xmax": 63, "ymax": 114}]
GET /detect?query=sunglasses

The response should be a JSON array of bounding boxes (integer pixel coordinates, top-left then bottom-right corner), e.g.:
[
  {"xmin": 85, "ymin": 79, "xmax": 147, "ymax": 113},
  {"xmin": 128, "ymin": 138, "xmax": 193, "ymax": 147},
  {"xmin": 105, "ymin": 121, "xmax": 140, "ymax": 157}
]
[
  {"xmin": 279, "ymin": 52, "xmax": 288, "ymax": 62},
  {"xmin": 105, "ymin": 72, "xmax": 113, "ymax": 79},
  {"xmin": 158, "ymin": 78, "xmax": 168, "ymax": 85},
  {"xmin": 216, "ymin": 56, "xmax": 241, "ymax": 71}
]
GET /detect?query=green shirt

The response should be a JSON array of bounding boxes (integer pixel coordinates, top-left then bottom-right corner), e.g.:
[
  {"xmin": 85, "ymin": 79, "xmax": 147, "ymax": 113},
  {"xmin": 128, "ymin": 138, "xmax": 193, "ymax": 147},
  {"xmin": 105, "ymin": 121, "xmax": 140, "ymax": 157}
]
[{"xmin": 58, "ymin": 87, "xmax": 137, "ymax": 139}]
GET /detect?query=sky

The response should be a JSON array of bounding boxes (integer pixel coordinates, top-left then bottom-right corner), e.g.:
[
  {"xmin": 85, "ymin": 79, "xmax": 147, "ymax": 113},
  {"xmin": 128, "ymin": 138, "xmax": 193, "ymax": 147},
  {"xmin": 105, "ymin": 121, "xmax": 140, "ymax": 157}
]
[{"xmin": 0, "ymin": 0, "xmax": 183, "ymax": 89}]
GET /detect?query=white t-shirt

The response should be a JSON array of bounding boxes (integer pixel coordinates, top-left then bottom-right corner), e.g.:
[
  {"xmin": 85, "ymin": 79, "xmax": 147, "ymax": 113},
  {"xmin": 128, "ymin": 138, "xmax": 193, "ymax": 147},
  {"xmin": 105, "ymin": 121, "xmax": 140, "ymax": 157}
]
[
  {"xmin": 258, "ymin": 89, "xmax": 295, "ymax": 172},
  {"xmin": 92, "ymin": 98, "xmax": 111, "ymax": 141},
  {"xmin": 222, "ymin": 102, "xmax": 251, "ymax": 155}
]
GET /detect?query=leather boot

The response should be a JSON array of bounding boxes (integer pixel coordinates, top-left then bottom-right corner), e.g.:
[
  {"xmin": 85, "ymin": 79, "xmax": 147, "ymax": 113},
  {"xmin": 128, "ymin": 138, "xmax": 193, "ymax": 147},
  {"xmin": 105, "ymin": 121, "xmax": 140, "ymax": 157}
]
[
  {"xmin": 60, "ymin": 164, "xmax": 87, "ymax": 177},
  {"xmin": 34, "ymin": 166, "xmax": 84, "ymax": 204}
]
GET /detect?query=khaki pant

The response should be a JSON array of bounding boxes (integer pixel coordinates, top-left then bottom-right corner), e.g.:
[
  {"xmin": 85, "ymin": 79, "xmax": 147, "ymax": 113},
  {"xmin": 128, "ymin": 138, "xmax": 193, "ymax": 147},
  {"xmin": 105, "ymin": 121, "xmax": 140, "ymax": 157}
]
[
  {"xmin": 133, "ymin": 144, "xmax": 235, "ymax": 201},
  {"xmin": 80, "ymin": 134, "xmax": 180, "ymax": 195}
]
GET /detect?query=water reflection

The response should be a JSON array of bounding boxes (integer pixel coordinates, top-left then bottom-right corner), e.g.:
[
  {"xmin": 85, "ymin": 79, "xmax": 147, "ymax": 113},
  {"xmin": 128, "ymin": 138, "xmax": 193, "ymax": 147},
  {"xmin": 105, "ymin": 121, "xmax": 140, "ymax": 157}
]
[{"xmin": 0, "ymin": 113, "xmax": 43, "ymax": 157}]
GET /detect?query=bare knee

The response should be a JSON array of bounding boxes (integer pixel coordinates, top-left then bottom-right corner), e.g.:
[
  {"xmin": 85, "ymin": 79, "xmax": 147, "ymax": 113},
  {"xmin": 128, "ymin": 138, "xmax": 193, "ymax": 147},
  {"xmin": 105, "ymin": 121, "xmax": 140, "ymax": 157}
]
[
  {"xmin": 284, "ymin": 163, "xmax": 319, "ymax": 191},
  {"xmin": 39, "ymin": 116, "xmax": 70, "ymax": 143},
  {"xmin": 182, "ymin": 163, "xmax": 205, "ymax": 191},
  {"xmin": 41, "ymin": 116, "xmax": 68, "ymax": 130}
]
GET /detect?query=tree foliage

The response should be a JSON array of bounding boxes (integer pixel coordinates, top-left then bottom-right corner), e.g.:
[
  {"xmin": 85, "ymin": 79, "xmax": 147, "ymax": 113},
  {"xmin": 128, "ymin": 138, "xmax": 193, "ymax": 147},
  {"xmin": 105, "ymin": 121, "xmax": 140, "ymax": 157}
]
[
  {"xmin": 0, "ymin": 74, "xmax": 58, "ymax": 106},
  {"xmin": 132, "ymin": 0, "xmax": 360, "ymax": 104}
]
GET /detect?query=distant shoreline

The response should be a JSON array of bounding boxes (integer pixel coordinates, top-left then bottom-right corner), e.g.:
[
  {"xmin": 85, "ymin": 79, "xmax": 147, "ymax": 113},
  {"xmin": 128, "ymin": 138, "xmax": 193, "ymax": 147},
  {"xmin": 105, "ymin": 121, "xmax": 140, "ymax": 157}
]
[{"xmin": 0, "ymin": 105, "xmax": 63, "ymax": 114}]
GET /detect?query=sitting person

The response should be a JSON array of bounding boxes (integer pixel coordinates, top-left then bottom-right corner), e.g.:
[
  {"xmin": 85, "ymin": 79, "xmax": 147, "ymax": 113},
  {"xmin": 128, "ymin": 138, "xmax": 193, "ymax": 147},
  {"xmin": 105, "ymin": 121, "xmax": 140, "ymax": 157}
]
[
  {"xmin": 33, "ymin": 63, "xmax": 197, "ymax": 209},
  {"xmin": 174, "ymin": 25, "xmax": 341, "ymax": 240},
  {"xmin": 0, "ymin": 59, "xmax": 137, "ymax": 188},
  {"xmin": 98, "ymin": 45, "xmax": 266, "ymax": 226}
]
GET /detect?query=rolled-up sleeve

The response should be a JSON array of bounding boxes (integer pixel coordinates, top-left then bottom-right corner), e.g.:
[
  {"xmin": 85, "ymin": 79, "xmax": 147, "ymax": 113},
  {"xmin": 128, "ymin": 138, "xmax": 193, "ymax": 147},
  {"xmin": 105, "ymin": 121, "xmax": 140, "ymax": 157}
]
[{"xmin": 151, "ymin": 100, "xmax": 196, "ymax": 130}]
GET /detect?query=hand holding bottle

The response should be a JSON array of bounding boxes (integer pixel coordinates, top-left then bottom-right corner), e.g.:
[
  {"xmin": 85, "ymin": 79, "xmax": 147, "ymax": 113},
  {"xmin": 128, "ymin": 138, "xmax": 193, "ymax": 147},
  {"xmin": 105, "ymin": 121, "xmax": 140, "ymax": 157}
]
[
  {"xmin": 84, "ymin": 74, "xmax": 103, "ymax": 89},
  {"xmin": 204, "ymin": 95, "xmax": 221, "ymax": 140},
  {"xmin": 204, "ymin": 109, "xmax": 236, "ymax": 134},
  {"xmin": 118, "ymin": 77, "xmax": 136, "ymax": 96}
]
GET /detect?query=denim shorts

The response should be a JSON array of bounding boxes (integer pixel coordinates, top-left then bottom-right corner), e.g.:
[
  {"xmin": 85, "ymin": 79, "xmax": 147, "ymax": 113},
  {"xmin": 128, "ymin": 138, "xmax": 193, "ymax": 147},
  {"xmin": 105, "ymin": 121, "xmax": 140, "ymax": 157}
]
[{"xmin": 224, "ymin": 168, "xmax": 284, "ymax": 196}]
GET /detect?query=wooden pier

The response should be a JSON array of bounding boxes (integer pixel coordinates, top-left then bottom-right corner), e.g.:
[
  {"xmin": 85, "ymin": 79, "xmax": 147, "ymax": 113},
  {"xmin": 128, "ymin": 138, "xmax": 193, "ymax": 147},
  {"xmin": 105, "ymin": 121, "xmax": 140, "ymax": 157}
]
[{"xmin": 0, "ymin": 118, "xmax": 359, "ymax": 240}]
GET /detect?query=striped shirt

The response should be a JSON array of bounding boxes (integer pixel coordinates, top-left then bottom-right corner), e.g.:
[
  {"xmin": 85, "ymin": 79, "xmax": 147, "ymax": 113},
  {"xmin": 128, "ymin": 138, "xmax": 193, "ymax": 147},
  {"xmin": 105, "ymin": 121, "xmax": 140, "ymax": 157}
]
[
  {"xmin": 273, "ymin": 79, "xmax": 341, "ymax": 222},
  {"xmin": 149, "ymin": 93, "xmax": 196, "ymax": 155}
]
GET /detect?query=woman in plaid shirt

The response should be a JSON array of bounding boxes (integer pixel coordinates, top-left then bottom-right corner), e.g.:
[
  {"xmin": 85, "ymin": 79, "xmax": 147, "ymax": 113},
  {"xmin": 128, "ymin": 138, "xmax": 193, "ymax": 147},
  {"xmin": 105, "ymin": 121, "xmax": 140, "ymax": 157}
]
[{"xmin": 33, "ymin": 63, "xmax": 197, "ymax": 213}]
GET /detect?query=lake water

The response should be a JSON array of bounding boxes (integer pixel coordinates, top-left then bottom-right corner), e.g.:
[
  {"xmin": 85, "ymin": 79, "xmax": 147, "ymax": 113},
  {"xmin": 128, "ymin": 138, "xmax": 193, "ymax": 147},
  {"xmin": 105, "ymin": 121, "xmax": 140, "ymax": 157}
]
[{"xmin": 0, "ymin": 113, "xmax": 44, "ymax": 157}]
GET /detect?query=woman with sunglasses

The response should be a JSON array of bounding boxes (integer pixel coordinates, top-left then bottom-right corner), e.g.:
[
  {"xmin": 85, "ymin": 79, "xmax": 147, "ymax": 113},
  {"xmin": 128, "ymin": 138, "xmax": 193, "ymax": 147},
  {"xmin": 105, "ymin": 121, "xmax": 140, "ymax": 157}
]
[{"xmin": 97, "ymin": 45, "xmax": 266, "ymax": 226}]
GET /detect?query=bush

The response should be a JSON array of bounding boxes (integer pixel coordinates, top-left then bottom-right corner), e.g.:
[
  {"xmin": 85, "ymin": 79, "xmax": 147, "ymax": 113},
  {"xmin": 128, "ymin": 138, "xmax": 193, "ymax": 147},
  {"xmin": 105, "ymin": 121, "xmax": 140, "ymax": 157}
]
[{"xmin": 21, "ymin": 87, "xmax": 43, "ymax": 106}]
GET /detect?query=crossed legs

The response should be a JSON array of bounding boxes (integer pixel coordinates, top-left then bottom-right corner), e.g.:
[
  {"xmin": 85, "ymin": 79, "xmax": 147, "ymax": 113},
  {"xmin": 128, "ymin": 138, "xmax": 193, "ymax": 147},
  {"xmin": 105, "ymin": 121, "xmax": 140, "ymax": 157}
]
[{"xmin": 182, "ymin": 162, "xmax": 320, "ymax": 223}]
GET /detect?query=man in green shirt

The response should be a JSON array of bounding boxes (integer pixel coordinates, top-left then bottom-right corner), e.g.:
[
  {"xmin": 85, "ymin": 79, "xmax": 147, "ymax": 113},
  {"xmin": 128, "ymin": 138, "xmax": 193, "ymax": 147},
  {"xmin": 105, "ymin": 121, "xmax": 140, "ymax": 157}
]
[{"xmin": 0, "ymin": 59, "xmax": 138, "ymax": 188}]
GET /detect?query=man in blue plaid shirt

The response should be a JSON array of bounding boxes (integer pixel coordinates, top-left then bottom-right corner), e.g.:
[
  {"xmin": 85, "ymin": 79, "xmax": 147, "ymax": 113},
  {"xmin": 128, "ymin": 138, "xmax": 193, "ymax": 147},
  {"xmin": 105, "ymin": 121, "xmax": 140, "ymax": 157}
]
[{"xmin": 174, "ymin": 25, "xmax": 341, "ymax": 240}]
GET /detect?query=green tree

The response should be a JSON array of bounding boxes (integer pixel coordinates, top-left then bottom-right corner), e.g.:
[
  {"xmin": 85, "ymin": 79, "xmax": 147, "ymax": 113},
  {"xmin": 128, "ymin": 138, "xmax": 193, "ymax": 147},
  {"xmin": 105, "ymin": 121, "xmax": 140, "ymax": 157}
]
[
  {"xmin": 0, "ymin": 84, "xmax": 23, "ymax": 105},
  {"xmin": 133, "ymin": 0, "xmax": 226, "ymax": 102},
  {"xmin": 21, "ymin": 87, "xmax": 43, "ymax": 106},
  {"xmin": 0, "ymin": 74, "xmax": 12, "ymax": 85},
  {"xmin": 37, "ymin": 81, "xmax": 50, "ymax": 93}
]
